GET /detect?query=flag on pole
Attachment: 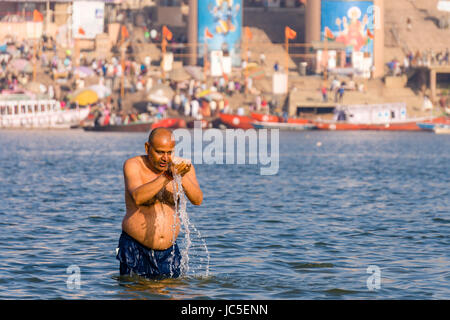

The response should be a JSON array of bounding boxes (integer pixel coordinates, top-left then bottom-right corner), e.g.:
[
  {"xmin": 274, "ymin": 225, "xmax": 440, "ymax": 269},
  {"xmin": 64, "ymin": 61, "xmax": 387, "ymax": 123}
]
[
  {"xmin": 285, "ymin": 26, "xmax": 297, "ymax": 40},
  {"xmin": 324, "ymin": 27, "xmax": 335, "ymax": 41},
  {"xmin": 121, "ymin": 25, "xmax": 129, "ymax": 39},
  {"xmin": 33, "ymin": 10, "xmax": 44, "ymax": 22},
  {"xmin": 245, "ymin": 27, "xmax": 252, "ymax": 40},
  {"xmin": 204, "ymin": 27, "xmax": 214, "ymax": 39},
  {"xmin": 162, "ymin": 26, "xmax": 173, "ymax": 41}
]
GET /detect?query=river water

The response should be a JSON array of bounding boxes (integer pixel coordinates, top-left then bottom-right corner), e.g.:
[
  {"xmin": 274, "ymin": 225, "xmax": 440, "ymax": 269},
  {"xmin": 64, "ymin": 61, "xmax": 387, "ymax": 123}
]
[{"xmin": 0, "ymin": 129, "xmax": 448, "ymax": 299}]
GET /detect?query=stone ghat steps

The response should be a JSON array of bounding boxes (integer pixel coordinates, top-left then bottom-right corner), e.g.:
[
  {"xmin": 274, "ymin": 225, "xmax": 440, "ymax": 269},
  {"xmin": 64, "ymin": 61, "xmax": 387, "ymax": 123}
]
[
  {"xmin": 244, "ymin": 27, "xmax": 298, "ymax": 72},
  {"xmin": 384, "ymin": 0, "xmax": 450, "ymax": 62}
]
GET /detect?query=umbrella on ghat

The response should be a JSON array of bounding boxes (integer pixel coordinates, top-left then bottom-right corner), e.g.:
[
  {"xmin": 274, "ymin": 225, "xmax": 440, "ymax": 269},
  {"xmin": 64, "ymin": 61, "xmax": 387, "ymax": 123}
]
[
  {"xmin": 70, "ymin": 88, "xmax": 98, "ymax": 106},
  {"xmin": 74, "ymin": 66, "xmax": 95, "ymax": 78},
  {"xmin": 147, "ymin": 84, "xmax": 174, "ymax": 105},
  {"xmin": 8, "ymin": 58, "xmax": 33, "ymax": 73}
]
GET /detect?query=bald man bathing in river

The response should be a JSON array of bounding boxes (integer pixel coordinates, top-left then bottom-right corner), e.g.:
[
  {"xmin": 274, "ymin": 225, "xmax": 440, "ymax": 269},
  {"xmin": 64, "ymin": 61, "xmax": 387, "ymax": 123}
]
[{"xmin": 116, "ymin": 128, "xmax": 203, "ymax": 279}]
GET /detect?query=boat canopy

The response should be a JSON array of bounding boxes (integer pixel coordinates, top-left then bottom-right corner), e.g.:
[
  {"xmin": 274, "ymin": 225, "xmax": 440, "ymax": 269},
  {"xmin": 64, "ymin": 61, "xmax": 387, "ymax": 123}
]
[{"xmin": 0, "ymin": 99, "xmax": 60, "ymax": 116}]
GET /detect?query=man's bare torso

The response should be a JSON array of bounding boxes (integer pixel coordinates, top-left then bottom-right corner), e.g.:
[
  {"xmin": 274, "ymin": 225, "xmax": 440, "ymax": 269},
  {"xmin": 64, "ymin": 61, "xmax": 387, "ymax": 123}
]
[{"xmin": 122, "ymin": 156, "xmax": 181, "ymax": 250}]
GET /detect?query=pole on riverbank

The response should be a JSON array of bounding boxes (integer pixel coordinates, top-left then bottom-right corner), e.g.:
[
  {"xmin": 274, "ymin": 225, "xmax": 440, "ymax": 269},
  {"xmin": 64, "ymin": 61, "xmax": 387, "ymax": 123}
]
[
  {"xmin": 203, "ymin": 39, "xmax": 207, "ymax": 82},
  {"xmin": 243, "ymin": 27, "xmax": 251, "ymax": 95},
  {"xmin": 119, "ymin": 25, "xmax": 129, "ymax": 101},
  {"xmin": 285, "ymin": 36, "xmax": 289, "ymax": 78},
  {"xmin": 33, "ymin": 40, "xmax": 37, "ymax": 82},
  {"xmin": 161, "ymin": 35, "xmax": 167, "ymax": 80},
  {"xmin": 324, "ymin": 36, "xmax": 328, "ymax": 82},
  {"xmin": 121, "ymin": 45, "xmax": 125, "ymax": 100},
  {"xmin": 285, "ymin": 26, "xmax": 297, "ymax": 93}
]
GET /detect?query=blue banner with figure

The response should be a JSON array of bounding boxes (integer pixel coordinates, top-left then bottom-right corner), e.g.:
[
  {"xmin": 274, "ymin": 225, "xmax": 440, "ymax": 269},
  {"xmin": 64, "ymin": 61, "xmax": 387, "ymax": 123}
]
[{"xmin": 198, "ymin": 0, "xmax": 242, "ymax": 66}]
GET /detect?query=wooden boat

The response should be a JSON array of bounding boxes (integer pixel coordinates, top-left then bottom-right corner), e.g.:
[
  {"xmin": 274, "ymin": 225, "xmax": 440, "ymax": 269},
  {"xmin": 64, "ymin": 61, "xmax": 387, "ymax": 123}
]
[
  {"xmin": 83, "ymin": 121, "xmax": 153, "ymax": 132},
  {"xmin": 219, "ymin": 113, "xmax": 254, "ymax": 129},
  {"xmin": 83, "ymin": 117, "xmax": 199, "ymax": 132},
  {"xmin": 187, "ymin": 118, "xmax": 210, "ymax": 129},
  {"xmin": 0, "ymin": 99, "xmax": 90, "ymax": 129},
  {"xmin": 252, "ymin": 121, "xmax": 317, "ymax": 131}
]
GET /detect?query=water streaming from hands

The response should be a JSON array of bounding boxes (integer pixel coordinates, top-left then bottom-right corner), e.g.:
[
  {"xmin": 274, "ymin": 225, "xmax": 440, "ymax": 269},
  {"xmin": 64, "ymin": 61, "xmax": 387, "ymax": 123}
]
[{"xmin": 172, "ymin": 172, "xmax": 210, "ymax": 278}]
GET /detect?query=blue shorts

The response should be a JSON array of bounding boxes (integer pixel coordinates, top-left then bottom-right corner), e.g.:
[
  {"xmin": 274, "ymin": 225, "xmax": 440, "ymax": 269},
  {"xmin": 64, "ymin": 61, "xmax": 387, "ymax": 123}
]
[{"xmin": 116, "ymin": 231, "xmax": 181, "ymax": 279}]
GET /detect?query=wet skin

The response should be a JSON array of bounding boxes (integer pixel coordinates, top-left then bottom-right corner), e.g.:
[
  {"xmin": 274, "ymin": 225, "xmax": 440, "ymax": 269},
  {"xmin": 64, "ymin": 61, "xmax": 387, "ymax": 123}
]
[{"xmin": 121, "ymin": 129, "xmax": 202, "ymax": 250}]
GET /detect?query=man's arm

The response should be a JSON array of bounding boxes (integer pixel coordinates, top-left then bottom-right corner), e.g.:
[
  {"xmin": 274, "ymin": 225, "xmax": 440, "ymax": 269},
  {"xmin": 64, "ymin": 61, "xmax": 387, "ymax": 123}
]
[
  {"xmin": 181, "ymin": 164, "xmax": 203, "ymax": 206},
  {"xmin": 123, "ymin": 158, "xmax": 170, "ymax": 206}
]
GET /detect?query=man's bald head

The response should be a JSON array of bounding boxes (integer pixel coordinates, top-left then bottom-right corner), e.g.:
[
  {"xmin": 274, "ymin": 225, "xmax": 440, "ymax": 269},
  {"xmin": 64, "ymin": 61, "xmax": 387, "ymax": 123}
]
[
  {"xmin": 144, "ymin": 128, "xmax": 175, "ymax": 172},
  {"xmin": 147, "ymin": 128, "xmax": 175, "ymax": 148}
]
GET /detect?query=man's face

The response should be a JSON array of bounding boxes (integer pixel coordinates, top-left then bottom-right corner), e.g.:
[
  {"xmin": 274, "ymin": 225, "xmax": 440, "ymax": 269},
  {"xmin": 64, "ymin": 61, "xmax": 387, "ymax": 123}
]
[{"xmin": 145, "ymin": 136, "xmax": 175, "ymax": 172}]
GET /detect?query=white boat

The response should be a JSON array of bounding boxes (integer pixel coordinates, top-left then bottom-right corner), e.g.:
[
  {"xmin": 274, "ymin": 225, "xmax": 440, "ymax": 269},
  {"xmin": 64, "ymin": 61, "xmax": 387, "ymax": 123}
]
[
  {"xmin": 0, "ymin": 99, "xmax": 90, "ymax": 129},
  {"xmin": 434, "ymin": 124, "xmax": 450, "ymax": 134}
]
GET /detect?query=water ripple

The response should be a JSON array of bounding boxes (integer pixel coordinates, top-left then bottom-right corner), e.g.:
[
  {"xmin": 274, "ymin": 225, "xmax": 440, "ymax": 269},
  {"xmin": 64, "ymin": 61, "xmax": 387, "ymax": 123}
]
[{"xmin": 0, "ymin": 130, "xmax": 448, "ymax": 299}]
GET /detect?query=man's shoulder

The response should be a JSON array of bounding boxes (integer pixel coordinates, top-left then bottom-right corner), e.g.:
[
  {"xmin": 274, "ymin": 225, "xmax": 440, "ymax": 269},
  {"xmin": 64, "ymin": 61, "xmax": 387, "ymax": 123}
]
[{"xmin": 123, "ymin": 156, "xmax": 145, "ymax": 169}]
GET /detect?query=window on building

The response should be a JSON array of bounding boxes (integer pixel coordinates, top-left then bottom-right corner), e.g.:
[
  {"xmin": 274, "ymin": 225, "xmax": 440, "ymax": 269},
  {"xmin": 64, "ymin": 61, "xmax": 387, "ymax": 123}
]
[{"xmin": 159, "ymin": 0, "xmax": 183, "ymax": 7}]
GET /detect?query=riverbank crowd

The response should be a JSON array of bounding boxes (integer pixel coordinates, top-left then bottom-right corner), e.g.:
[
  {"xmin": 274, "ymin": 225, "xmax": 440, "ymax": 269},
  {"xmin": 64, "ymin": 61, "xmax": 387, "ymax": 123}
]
[{"xmin": 1, "ymin": 28, "xmax": 449, "ymax": 127}]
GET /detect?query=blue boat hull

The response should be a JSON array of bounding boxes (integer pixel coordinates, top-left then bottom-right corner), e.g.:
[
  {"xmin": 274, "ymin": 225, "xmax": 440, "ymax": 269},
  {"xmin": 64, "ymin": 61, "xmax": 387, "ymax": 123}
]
[{"xmin": 417, "ymin": 122, "xmax": 435, "ymax": 131}]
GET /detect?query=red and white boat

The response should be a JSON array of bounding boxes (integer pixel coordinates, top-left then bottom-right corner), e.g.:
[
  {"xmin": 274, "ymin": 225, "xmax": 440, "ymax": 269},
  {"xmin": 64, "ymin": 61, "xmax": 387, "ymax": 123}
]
[
  {"xmin": 313, "ymin": 103, "xmax": 435, "ymax": 131},
  {"xmin": 250, "ymin": 112, "xmax": 280, "ymax": 123},
  {"xmin": 219, "ymin": 113, "xmax": 254, "ymax": 129},
  {"xmin": 221, "ymin": 112, "xmax": 313, "ymax": 130},
  {"xmin": 252, "ymin": 112, "xmax": 314, "ymax": 124},
  {"xmin": 314, "ymin": 121, "xmax": 431, "ymax": 131},
  {"xmin": 151, "ymin": 117, "xmax": 187, "ymax": 129}
]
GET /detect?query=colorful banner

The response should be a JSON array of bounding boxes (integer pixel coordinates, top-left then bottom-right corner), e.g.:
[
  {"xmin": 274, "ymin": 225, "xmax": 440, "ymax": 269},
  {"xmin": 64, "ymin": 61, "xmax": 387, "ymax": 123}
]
[
  {"xmin": 321, "ymin": 0, "xmax": 375, "ymax": 56},
  {"xmin": 198, "ymin": 0, "xmax": 242, "ymax": 66},
  {"xmin": 72, "ymin": 1, "xmax": 105, "ymax": 39}
]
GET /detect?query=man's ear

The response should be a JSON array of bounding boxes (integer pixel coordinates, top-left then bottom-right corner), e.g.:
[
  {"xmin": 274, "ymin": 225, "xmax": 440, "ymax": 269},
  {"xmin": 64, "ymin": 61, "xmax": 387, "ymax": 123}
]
[{"xmin": 145, "ymin": 142, "xmax": 150, "ymax": 154}]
